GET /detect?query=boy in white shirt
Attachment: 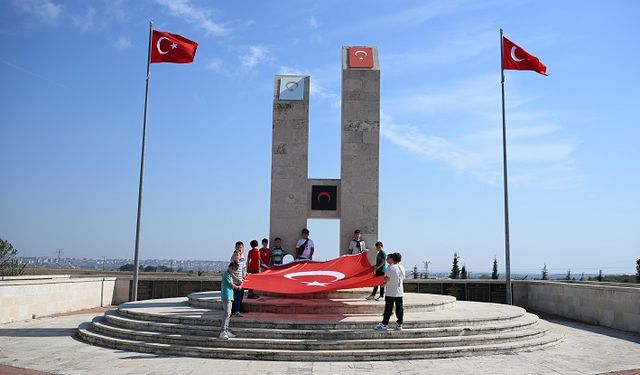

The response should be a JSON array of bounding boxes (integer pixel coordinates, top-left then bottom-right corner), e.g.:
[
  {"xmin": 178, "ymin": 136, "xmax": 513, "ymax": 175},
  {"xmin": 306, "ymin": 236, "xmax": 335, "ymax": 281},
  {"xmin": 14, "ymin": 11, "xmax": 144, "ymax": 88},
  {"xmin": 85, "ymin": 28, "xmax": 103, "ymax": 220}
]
[{"xmin": 374, "ymin": 252, "xmax": 405, "ymax": 331}]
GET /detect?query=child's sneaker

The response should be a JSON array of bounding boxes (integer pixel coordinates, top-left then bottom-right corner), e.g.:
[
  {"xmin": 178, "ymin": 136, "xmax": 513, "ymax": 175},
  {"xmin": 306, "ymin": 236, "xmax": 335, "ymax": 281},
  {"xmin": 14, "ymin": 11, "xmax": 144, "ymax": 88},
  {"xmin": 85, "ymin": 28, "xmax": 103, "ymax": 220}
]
[
  {"xmin": 395, "ymin": 324, "xmax": 403, "ymax": 331},
  {"xmin": 375, "ymin": 297, "xmax": 382, "ymax": 301},
  {"xmin": 365, "ymin": 295, "xmax": 375, "ymax": 300},
  {"xmin": 227, "ymin": 331, "xmax": 236, "ymax": 338},
  {"xmin": 373, "ymin": 323, "xmax": 388, "ymax": 331},
  {"xmin": 218, "ymin": 332, "xmax": 229, "ymax": 340}
]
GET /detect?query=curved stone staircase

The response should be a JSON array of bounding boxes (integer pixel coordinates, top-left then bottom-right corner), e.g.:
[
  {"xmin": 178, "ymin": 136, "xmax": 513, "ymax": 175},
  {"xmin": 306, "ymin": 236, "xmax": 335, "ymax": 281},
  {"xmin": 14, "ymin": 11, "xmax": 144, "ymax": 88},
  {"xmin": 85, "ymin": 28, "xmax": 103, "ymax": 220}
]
[{"xmin": 77, "ymin": 289, "xmax": 562, "ymax": 361}]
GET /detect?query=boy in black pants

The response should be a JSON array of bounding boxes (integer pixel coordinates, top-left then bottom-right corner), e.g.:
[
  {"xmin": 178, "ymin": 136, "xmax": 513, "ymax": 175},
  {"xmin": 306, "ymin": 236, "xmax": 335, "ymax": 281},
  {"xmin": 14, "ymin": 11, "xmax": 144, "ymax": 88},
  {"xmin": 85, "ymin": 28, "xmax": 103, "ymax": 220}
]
[{"xmin": 374, "ymin": 252, "xmax": 405, "ymax": 331}]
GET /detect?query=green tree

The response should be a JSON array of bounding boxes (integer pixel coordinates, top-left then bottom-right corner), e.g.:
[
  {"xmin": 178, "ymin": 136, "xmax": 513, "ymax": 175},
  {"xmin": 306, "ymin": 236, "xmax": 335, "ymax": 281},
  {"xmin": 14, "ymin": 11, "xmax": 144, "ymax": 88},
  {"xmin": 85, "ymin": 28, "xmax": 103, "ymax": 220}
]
[
  {"xmin": 449, "ymin": 252, "xmax": 460, "ymax": 279},
  {"xmin": 491, "ymin": 257, "xmax": 499, "ymax": 280},
  {"xmin": 636, "ymin": 259, "xmax": 640, "ymax": 283},
  {"xmin": 597, "ymin": 269, "xmax": 603, "ymax": 282},
  {"xmin": 541, "ymin": 264, "xmax": 548, "ymax": 280},
  {"xmin": 579, "ymin": 272, "xmax": 585, "ymax": 281},
  {"xmin": 0, "ymin": 238, "xmax": 25, "ymax": 276},
  {"xmin": 460, "ymin": 265, "xmax": 468, "ymax": 279},
  {"xmin": 412, "ymin": 264, "xmax": 419, "ymax": 279},
  {"xmin": 564, "ymin": 269, "xmax": 572, "ymax": 281}
]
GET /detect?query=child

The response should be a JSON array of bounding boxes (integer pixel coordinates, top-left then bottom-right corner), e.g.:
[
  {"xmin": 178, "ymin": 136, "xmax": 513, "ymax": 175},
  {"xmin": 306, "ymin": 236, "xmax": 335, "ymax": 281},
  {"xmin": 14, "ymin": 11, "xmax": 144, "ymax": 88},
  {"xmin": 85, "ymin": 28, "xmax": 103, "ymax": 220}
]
[
  {"xmin": 271, "ymin": 237, "xmax": 285, "ymax": 266},
  {"xmin": 229, "ymin": 242, "xmax": 246, "ymax": 316},
  {"xmin": 220, "ymin": 262, "xmax": 241, "ymax": 339},
  {"xmin": 366, "ymin": 241, "xmax": 387, "ymax": 301},
  {"xmin": 246, "ymin": 240, "xmax": 261, "ymax": 299},
  {"xmin": 295, "ymin": 228, "xmax": 314, "ymax": 260},
  {"xmin": 348, "ymin": 229, "xmax": 367, "ymax": 254},
  {"xmin": 374, "ymin": 252, "xmax": 405, "ymax": 331},
  {"xmin": 259, "ymin": 238, "xmax": 272, "ymax": 271}
]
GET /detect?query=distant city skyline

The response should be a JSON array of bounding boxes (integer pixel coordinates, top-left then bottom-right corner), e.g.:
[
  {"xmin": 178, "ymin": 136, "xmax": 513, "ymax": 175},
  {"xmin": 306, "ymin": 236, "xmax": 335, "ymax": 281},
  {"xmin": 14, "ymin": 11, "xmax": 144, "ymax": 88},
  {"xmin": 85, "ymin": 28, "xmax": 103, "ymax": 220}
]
[{"xmin": 1, "ymin": 1, "xmax": 638, "ymax": 275}]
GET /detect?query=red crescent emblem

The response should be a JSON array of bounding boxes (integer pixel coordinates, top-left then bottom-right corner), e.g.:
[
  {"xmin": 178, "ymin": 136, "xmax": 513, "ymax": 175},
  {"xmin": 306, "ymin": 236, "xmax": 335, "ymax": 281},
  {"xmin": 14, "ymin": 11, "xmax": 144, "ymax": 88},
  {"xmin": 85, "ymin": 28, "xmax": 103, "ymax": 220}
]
[{"xmin": 317, "ymin": 191, "xmax": 332, "ymax": 203}]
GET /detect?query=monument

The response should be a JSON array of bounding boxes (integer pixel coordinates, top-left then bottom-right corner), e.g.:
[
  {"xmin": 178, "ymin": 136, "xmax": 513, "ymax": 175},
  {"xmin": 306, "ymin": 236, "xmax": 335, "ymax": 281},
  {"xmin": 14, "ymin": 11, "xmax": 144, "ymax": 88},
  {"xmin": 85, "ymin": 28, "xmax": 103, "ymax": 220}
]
[
  {"xmin": 75, "ymin": 46, "xmax": 563, "ymax": 361},
  {"xmin": 270, "ymin": 46, "xmax": 380, "ymax": 259}
]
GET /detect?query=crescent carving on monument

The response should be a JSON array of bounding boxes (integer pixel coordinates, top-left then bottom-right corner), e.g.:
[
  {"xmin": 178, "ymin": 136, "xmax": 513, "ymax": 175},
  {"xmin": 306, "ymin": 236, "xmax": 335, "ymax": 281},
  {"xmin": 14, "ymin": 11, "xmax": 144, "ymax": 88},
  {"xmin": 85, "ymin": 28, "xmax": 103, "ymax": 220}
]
[
  {"xmin": 510, "ymin": 46, "xmax": 525, "ymax": 62},
  {"xmin": 157, "ymin": 37, "xmax": 170, "ymax": 55},
  {"xmin": 354, "ymin": 50, "xmax": 368, "ymax": 60},
  {"xmin": 317, "ymin": 191, "xmax": 332, "ymax": 202}
]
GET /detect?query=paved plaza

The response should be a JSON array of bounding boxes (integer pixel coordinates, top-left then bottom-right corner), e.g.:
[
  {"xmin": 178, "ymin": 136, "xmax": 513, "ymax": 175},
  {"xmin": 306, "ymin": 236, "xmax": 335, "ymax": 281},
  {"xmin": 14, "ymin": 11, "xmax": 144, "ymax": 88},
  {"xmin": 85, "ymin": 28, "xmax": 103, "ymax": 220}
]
[{"xmin": 0, "ymin": 309, "xmax": 639, "ymax": 375}]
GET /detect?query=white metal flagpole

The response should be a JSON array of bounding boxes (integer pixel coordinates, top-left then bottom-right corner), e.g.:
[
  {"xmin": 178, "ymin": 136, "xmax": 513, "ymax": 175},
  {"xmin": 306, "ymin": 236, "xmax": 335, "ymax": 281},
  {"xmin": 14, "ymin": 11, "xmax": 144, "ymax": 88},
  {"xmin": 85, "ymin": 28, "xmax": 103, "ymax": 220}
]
[
  {"xmin": 499, "ymin": 28, "xmax": 513, "ymax": 305},
  {"xmin": 132, "ymin": 20, "xmax": 154, "ymax": 302}
]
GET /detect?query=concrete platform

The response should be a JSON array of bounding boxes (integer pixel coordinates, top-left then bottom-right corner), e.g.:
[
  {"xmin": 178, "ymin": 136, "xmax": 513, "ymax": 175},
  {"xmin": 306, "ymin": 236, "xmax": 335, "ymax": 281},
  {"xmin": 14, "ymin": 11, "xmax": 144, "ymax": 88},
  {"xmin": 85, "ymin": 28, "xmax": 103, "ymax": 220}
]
[
  {"xmin": 1, "ymin": 310, "xmax": 639, "ymax": 374},
  {"xmin": 75, "ymin": 290, "xmax": 564, "ymax": 361}
]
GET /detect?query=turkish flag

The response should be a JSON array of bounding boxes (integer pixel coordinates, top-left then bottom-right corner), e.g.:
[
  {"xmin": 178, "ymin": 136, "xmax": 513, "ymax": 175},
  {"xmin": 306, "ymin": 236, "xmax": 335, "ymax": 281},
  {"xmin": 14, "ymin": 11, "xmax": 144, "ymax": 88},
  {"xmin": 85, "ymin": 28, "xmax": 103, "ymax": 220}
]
[
  {"xmin": 241, "ymin": 252, "xmax": 383, "ymax": 294},
  {"xmin": 348, "ymin": 46, "xmax": 374, "ymax": 69},
  {"xmin": 150, "ymin": 30, "xmax": 198, "ymax": 64},
  {"xmin": 502, "ymin": 37, "xmax": 547, "ymax": 76}
]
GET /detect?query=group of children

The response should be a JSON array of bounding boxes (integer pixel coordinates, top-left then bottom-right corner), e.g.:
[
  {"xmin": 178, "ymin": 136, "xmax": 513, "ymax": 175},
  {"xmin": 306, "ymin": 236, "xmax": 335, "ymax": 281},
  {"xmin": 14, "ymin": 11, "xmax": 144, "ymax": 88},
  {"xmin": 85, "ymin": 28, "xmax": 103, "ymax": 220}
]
[{"xmin": 218, "ymin": 234, "xmax": 405, "ymax": 339}]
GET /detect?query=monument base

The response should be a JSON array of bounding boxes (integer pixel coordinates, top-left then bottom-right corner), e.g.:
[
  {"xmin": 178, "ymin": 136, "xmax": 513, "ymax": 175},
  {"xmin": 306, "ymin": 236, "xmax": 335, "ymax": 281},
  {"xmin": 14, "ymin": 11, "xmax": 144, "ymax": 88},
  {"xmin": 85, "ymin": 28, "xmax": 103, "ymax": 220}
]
[{"xmin": 77, "ymin": 288, "xmax": 562, "ymax": 361}]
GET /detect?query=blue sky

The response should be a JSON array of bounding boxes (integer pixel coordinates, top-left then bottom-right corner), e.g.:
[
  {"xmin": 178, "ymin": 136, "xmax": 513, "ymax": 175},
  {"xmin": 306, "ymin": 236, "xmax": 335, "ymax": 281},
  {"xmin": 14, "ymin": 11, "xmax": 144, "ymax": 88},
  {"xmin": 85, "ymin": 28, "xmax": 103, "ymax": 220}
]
[{"xmin": 1, "ymin": 0, "xmax": 638, "ymax": 276}]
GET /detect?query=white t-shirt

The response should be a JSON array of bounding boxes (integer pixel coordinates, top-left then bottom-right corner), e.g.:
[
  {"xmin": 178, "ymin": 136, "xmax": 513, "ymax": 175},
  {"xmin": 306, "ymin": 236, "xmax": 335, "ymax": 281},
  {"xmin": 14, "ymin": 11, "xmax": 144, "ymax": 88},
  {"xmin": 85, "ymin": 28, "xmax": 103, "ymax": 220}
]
[
  {"xmin": 384, "ymin": 264, "xmax": 405, "ymax": 297},
  {"xmin": 348, "ymin": 239, "xmax": 366, "ymax": 255},
  {"xmin": 295, "ymin": 238, "xmax": 314, "ymax": 259}
]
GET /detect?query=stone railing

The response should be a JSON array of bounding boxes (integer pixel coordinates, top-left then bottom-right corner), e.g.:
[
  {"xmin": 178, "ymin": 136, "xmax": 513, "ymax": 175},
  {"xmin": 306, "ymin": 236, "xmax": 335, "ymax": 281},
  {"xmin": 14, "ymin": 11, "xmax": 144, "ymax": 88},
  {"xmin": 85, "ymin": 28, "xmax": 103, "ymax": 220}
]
[
  {"xmin": 512, "ymin": 280, "xmax": 640, "ymax": 334},
  {"xmin": 0, "ymin": 275, "xmax": 116, "ymax": 324}
]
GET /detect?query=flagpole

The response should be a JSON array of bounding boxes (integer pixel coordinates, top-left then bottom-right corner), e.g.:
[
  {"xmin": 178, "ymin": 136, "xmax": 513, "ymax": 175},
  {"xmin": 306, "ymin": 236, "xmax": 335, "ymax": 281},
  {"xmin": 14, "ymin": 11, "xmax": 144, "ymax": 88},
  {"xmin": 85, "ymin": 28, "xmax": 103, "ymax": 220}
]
[
  {"xmin": 132, "ymin": 20, "xmax": 154, "ymax": 302},
  {"xmin": 499, "ymin": 28, "xmax": 513, "ymax": 305}
]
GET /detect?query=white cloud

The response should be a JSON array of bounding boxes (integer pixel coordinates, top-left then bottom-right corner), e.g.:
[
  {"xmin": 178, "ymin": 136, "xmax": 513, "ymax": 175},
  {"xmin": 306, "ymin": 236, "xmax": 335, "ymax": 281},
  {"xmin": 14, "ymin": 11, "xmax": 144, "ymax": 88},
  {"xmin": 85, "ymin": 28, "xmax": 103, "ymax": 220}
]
[
  {"xmin": 12, "ymin": 0, "xmax": 62, "ymax": 25},
  {"xmin": 204, "ymin": 57, "xmax": 224, "ymax": 73},
  {"xmin": 240, "ymin": 46, "xmax": 271, "ymax": 68},
  {"xmin": 71, "ymin": 6, "xmax": 95, "ymax": 32},
  {"xmin": 114, "ymin": 36, "xmax": 132, "ymax": 51},
  {"xmin": 155, "ymin": 0, "xmax": 229, "ymax": 36},
  {"xmin": 380, "ymin": 101, "xmax": 580, "ymax": 190},
  {"xmin": 308, "ymin": 15, "xmax": 319, "ymax": 30}
]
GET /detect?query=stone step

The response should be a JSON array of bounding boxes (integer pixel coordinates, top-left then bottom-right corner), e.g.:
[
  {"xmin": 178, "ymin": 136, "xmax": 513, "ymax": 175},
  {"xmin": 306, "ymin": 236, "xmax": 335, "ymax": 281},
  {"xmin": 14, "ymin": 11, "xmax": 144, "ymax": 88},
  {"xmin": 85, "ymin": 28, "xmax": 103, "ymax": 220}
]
[
  {"xmin": 91, "ymin": 318, "xmax": 548, "ymax": 350},
  {"xmin": 117, "ymin": 303, "xmax": 528, "ymax": 330},
  {"xmin": 105, "ymin": 310, "xmax": 540, "ymax": 339},
  {"xmin": 188, "ymin": 292, "xmax": 455, "ymax": 314},
  {"xmin": 77, "ymin": 325, "xmax": 563, "ymax": 361}
]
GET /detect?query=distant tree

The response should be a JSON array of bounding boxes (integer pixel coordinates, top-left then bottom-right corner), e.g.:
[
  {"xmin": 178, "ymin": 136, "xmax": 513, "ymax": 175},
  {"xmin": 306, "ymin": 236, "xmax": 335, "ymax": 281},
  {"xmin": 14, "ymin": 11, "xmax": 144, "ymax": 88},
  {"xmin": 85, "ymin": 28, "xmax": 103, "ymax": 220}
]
[
  {"xmin": 597, "ymin": 269, "xmax": 603, "ymax": 282},
  {"xmin": 460, "ymin": 265, "xmax": 468, "ymax": 279},
  {"xmin": 143, "ymin": 265, "xmax": 158, "ymax": 272},
  {"xmin": 491, "ymin": 257, "xmax": 499, "ymax": 280},
  {"xmin": 412, "ymin": 264, "xmax": 419, "ymax": 279},
  {"xmin": 564, "ymin": 269, "xmax": 572, "ymax": 281},
  {"xmin": 579, "ymin": 272, "xmax": 585, "ymax": 281},
  {"xmin": 118, "ymin": 264, "xmax": 143, "ymax": 272},
  {"xmin": 636, "ymin": 259, "xmax": 640, "ymax": 283},
  {"xmin": 0, "ymin": 238, "xmax": 25, "ymax": 276},
  {"xmin": 541, "ymin": 264, "xmax": 549, "ymax": 280},
  {"xmin": 449, "ymin": 253, "xmax": 460, "ymax": 279}
]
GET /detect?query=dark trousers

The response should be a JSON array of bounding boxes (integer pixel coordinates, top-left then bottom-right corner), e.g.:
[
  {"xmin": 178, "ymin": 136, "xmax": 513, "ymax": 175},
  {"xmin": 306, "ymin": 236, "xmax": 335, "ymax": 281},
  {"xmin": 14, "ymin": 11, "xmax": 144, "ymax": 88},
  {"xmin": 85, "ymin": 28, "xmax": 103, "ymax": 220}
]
[
  {"xmin": 382, "ymin": 296, "xmax": 403, "ymax": 325},
  {"xmin": 231, "ymin": 287, "xmax": 244, "ymax": 313},
  {"xmin": 371, "ymin": 284, "xmax": 385, "ymax": 298}
]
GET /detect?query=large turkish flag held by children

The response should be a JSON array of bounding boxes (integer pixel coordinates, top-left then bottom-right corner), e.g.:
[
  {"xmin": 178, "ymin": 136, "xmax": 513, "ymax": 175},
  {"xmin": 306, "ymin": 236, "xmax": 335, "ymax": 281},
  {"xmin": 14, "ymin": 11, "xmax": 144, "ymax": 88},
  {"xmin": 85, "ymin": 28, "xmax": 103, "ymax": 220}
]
[{"xmin": 241, "ymin": 252, "xmax": 383, "ymax": 294}]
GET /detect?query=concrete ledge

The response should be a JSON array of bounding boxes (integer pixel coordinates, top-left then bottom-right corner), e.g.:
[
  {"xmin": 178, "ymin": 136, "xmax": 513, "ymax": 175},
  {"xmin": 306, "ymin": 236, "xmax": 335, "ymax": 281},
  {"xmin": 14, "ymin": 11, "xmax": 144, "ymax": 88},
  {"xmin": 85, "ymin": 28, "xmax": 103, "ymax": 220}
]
[
  {"xmin": 0, "ymin": 276, "xmax": 117, "ymax": 324},
  {"xmin": 513, "ymin": 280, "xmax": 640, "ymax": 334}
]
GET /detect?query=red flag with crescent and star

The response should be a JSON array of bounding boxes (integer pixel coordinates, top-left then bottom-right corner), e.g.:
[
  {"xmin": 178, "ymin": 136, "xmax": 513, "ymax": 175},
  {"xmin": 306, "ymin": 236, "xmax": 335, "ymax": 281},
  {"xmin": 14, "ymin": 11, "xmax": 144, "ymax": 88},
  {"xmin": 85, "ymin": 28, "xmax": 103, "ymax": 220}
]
[
  {"xmin": 502, "ymin": 36, "xmax": 547, "ymax": 76},
  {"xmin": 150, "ymin": 30, "xmax": 198, "ymax": 64},
  {"xmin": 241, "ymin": 252, "xmax": 383, "ymax": 294}
]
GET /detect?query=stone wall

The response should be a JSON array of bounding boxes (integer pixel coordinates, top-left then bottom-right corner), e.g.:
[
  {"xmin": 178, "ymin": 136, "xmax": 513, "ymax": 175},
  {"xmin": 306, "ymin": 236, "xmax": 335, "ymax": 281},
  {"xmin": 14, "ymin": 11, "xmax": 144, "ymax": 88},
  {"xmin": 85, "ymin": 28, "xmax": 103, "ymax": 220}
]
[
  {"xmin": 0, "ymin": 275, "xmax": 116, "ymax": 324},
  {"xmin": 513, "ymin": 280, "xmax": 640, "ymax": 334}
]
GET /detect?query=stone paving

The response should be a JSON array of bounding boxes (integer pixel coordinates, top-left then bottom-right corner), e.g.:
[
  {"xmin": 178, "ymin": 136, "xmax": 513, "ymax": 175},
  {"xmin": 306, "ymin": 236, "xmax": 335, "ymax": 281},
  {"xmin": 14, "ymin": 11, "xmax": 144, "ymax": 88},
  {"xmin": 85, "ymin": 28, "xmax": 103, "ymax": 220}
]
[{"xmin": 0, "ymin": 311, "xmax": 639, "ymax": 375}]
